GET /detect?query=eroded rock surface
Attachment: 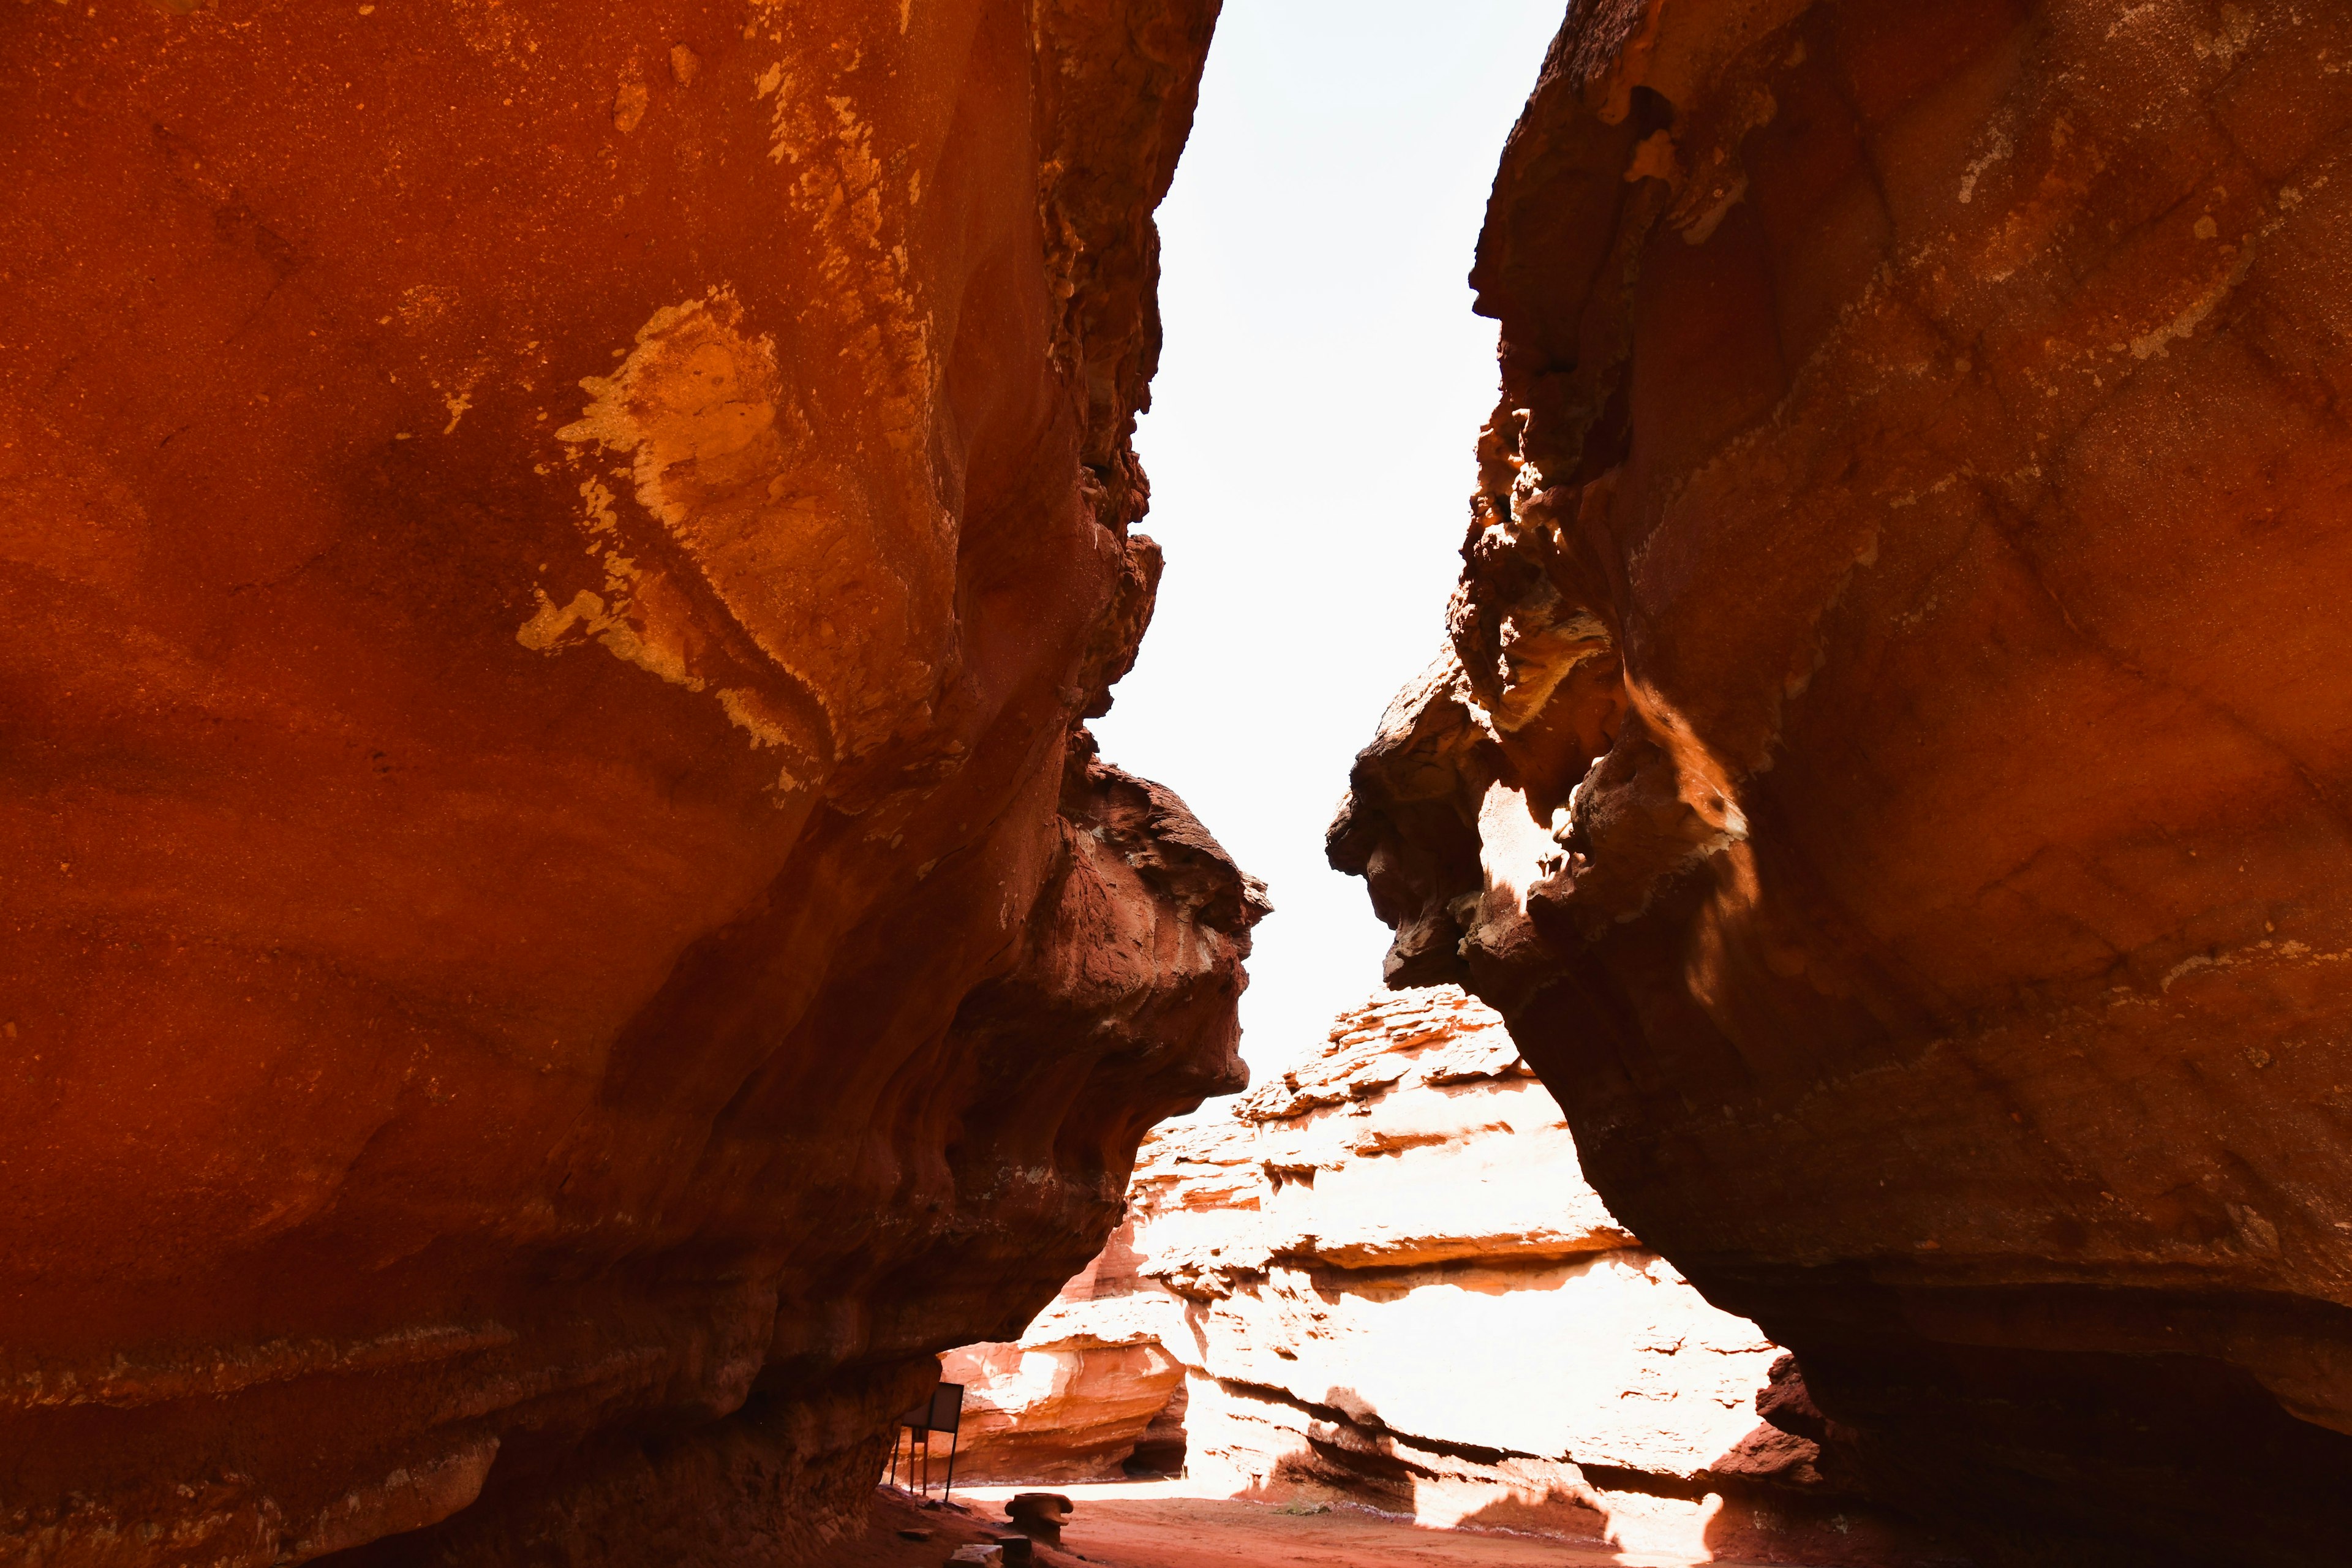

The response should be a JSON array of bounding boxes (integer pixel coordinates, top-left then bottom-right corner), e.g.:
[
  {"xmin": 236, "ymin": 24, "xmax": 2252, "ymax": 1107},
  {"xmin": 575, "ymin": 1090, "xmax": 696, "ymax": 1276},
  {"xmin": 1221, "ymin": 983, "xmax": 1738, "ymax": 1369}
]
[
  {"xmin": 1329, "ymin": 4, "xmax": 2352, "ymax": 1562},
  {"xmin": 946, "ymin": 990, "xmax": 1951, "ymax": 1565},
  {"xmin": 939, "ymin": 1233, "xmax": 1190, "ymax": 1486},
  {"xmin": 0, "ymin": 2, "xmax": 1247, "ymax": 1564}
]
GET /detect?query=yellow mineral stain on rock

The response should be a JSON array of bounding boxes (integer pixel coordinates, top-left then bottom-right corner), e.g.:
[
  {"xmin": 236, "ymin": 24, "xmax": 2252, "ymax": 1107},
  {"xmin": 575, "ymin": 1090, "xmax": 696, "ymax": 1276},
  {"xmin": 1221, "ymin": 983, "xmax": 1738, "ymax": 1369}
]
[
  {"xmin": 717, "ymin": 687, "xmax": 791, "ymax": 747},
  {"xmin": 514, "ymin": 587, "xmax": 608, "ymax": 652},
  {"xmin": 534, "ymin": 292, "xmax": 869, "ymax": 773},
  {"xmin": 612, "ymin": 58, "xmax": 649, "ymax": 134},
  {"xmin": 514, "ymin": 583, "xmax": 703, "ymax": 693},
  {"xmin": 2130, "ymin": 243, "xmax": 2256, "ymax": 359}
]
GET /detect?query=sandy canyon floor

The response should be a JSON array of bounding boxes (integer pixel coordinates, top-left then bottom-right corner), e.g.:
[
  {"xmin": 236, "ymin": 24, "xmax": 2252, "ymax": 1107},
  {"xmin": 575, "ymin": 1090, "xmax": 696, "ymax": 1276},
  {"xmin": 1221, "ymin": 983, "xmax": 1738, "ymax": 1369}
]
[{"xmin": 856, "ymin": 1482, "xmax": 1809, "ymax": 1568}]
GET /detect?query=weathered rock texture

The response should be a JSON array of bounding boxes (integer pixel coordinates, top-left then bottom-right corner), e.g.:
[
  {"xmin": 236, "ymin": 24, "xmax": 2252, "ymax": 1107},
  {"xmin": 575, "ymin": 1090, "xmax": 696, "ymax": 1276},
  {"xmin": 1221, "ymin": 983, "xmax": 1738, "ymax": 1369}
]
[
  {"xmin": 938, "ymin": 1229, "xmax": 1189, "ymax": 1485},
  {"xmin": 945, "ymin": 990, "xmax": 1952, "ymax": 1565},
  {"xmin": 0, "ymin": 3, "xmax": 1249, "ymax": 1565},
  {"xmin": 1328, "ymin": 3, "xmax": 2352, "ymax": 1563}
]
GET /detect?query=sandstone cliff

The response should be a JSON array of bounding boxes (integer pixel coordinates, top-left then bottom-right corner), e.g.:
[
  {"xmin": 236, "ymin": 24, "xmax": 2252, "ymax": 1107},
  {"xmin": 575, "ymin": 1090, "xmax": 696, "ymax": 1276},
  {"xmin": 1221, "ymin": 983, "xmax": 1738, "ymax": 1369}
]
[
  {"xmin": 0, "ymin": 3, "xmax": 1249, "ymax": 1565},
  {"xmin": 944, "ymin": 989, "xmax": 1950, "ymax": 1565},
  {"xmin": 1328, "ymin": 4, "xmax": 2352, "ymax": 1563}
]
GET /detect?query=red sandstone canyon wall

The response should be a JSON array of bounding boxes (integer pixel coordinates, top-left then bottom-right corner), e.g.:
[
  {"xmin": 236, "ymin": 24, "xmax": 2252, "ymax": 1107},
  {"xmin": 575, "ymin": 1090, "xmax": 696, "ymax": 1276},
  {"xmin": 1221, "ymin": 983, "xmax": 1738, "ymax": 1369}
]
[
  {"xmin": 1331, "ymin": 3, "xmax": 2352, "ymax": 1564},
  {"xmin": 0, "ymin": 3, "xmax": 1250, "ymax": 1564}
]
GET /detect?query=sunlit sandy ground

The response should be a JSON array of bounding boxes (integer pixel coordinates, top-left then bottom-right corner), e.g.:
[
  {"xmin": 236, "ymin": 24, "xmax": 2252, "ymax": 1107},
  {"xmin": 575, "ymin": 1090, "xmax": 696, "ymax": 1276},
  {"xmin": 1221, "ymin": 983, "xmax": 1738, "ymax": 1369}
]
[{"xmin": 938, "ymin": 1480, "xmax": 1799, "ymax": 1567}]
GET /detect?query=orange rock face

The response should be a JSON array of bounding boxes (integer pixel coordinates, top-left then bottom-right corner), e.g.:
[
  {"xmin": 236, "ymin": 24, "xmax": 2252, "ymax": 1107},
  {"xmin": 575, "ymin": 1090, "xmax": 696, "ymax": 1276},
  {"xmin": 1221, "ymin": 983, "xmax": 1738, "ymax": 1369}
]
[
  {"xmin": 1331, "ymin": 3, "xmax": 2352, "ymax": 1563},
  {"xmin": 0, "ymin": 2, "xmax": 1250, "ymax": 1564}
]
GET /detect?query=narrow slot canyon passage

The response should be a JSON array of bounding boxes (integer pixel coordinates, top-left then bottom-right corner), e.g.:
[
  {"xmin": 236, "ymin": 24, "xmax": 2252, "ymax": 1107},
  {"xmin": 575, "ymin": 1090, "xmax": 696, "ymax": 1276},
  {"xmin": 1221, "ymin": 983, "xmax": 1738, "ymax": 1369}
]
[{"xmin": 6, "ymin": 3, "xmax": 2351, "ymax": 1568}]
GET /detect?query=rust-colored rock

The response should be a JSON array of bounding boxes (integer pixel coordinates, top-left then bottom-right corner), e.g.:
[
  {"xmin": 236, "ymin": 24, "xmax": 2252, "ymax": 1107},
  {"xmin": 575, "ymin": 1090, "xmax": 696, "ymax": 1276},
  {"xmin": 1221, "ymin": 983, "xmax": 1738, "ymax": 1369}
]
[
  {"xmin": 1331, "ymin": 3, "xmax": 2352, "ymax": 1563},
  {"xmin": 0, "ymin": 2, "xmax": 1249, "ymax": 1565}
]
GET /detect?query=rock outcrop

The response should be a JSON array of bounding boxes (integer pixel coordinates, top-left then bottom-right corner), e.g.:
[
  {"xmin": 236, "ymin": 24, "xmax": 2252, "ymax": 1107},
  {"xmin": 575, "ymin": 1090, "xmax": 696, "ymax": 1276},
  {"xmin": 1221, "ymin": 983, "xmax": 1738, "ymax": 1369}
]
[
  {"xmin": 944, "ymin": 990, "xmax": 1952, "ymax": 1565},
  {"xmin": 1328, "ymin": 4, "xmax": 2352, "ymax": 1563},
  {"xmin": 0, "ymin": 3, "xmax": 1249, "ymax": 1565},
  {"xmin": 938, "ymin": 1231, "xmax": 1191, "ymax": 1486}
]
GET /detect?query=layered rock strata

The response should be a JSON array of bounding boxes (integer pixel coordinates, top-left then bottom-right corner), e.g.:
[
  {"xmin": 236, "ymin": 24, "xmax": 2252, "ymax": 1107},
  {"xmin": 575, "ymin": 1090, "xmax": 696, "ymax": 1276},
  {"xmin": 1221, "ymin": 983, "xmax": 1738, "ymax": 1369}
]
[
  {"xmin": 938, "ymin": 1232, "xmax": 1190, "ymax": 1486},
  {"xmin": 944, "ymin": 990, "xmax": 1950, "ymax": 1565},
  {"xmin": 1329, "ymin": 3, "xmax": 2352, "ymax": 1563},
  {"xmin": 0, "ymin": 2, "xmax": 1247, "ymax": 1565}
]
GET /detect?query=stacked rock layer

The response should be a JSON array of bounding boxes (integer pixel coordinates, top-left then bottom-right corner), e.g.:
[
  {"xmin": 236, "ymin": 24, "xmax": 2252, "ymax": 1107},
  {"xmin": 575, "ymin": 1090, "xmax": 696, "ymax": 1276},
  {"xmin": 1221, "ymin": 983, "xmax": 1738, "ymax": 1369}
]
[
  {"xmin": 943, "ymin": 989, "xmax": 1954, "ymax": 1566},
  {"xmin": 0, "ymin": 3, "xmax": 1248, "ymax": 1566},
  {"xmin": 1327, "ymin": 3, "xmax": 2352, "ymax": 1564}
]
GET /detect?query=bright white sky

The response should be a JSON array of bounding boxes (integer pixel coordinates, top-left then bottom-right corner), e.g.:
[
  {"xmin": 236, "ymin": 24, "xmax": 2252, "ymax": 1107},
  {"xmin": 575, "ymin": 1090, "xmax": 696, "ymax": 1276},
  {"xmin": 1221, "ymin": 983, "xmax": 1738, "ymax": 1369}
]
[{"xmin": 1093, "ymin": 3, "xmax": 1564, "ymax": 1079}]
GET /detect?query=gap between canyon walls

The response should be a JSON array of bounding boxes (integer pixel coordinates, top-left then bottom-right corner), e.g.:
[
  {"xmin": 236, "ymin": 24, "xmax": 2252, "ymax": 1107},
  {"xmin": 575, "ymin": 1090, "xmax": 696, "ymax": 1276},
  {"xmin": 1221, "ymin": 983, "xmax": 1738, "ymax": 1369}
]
[
  {"xmin": 0, "ymin": 2, "xmax": 1256, "ymax": 1566},
  {"xmin": 1330, "ymin": 2, "xmax": 2352, "ymax": 1564},
  {"xmin": 940, "ymin": 987, "xmax": 1964, "ymax": 1567}
]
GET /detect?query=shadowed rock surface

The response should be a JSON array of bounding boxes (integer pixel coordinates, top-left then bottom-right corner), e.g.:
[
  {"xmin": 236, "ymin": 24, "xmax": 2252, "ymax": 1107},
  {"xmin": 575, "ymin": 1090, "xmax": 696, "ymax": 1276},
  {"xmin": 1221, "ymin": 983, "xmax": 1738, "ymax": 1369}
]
[
  {"xmin": 1330, "ymin": 2, "xmax": 2352, "ymax": 1564},
  {"xmin": 0, "ymin": 2, "xmax": 1250, "ymax": 1564}
]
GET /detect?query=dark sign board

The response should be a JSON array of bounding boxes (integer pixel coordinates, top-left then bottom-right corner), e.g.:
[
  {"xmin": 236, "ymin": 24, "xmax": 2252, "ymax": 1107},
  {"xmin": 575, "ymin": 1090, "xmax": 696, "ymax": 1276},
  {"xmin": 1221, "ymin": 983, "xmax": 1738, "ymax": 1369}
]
[{"xmin": 899, "ymin": 1380, "xmax": 964, "ymax": 1434}]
